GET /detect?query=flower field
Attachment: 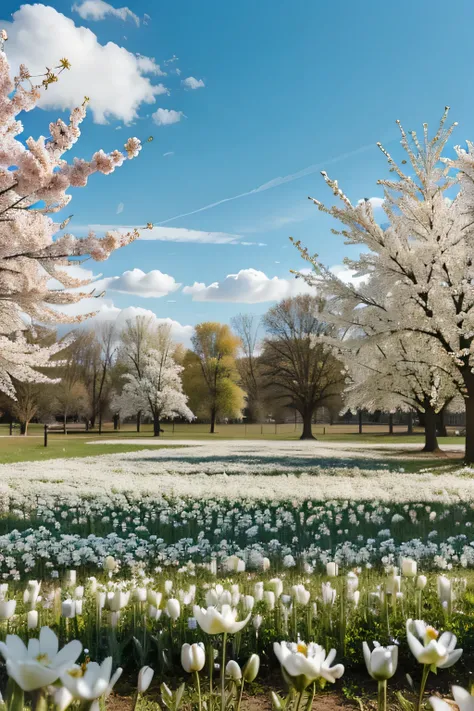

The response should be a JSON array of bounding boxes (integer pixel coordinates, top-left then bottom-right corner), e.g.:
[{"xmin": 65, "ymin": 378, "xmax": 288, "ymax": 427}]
[{"xmin": 1, "ymin": 442, "xmax": 474, "ymax": 710}]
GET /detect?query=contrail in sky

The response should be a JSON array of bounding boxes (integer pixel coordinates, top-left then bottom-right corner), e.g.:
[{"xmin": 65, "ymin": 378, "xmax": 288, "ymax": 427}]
[{"xmin": 157, "ymin": 139, "xmax": 390, "ymax": 226}]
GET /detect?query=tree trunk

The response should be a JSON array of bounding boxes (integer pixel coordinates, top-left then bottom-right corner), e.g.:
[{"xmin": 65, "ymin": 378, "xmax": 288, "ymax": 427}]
[
  {"xmin": 153, "ymin": 413, "xmax": 161, "ymax": 437},
  {"xmin": 407, "ymin": 412, "xmax": 413, "ymax": 435},
  {"xmin": 437, "ymin": 408, "xmax": 448, "ymax": 438},
  {"xmin": 388, "ymin": 413, "xmax": 394, "ymax": 435},
  {"xmin": 300, "ymin": 411, "xmax": 315, "ymax": 440},
  {"xmin": 464, "ymin": 396, "xmax": 474, "ymax": 464},
  {"xmin": 210, "ymin": 407, "xmax": 216, "ymax": 434},
  {"xmin": 423, "ymin": 404, "xmax": 439, "ymax": 452},
  {"xmin": 358, "ymin": 410, "xmax": 363, "ymax": 435},
  {"xmin": 20, "ymin": 421, "xmax": 28, "ymax": 435},
  {"xmin": 136, "ymin": 410, "xmax": 141, "ymax": 433}
]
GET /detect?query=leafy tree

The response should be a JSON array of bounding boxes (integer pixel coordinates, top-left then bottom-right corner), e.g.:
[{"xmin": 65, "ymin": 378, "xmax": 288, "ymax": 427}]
[
  {"xmin": 261, "ymin": 295, "xmax": 345, "ymax": 440},
  {"xmin": 231, "ymin": 314, "xmax": 264, "ymax": 422},
  {"xmin": 183, "ymin": 322, "xmax": 245, "ymax": 432}
]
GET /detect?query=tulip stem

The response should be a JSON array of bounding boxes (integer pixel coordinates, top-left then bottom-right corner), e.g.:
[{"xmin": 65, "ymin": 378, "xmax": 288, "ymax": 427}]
[
  {"xmin": 236, "ymin": 678, "xmax": 245, "ymax": 711},
  {"xmin": 417, "ymin": 665, "xmax": 430, "ymax": 711},
  {"xmin": 221, "ymin": 632, "xmax": 227, "ymax": 711},
  {"xmin": 295, "ymin": 689, "xmax": 305, "ymax": 711},
  {"xmin": 195, "ymin": 671, "xmax": 202, "ymax": 711},
  {"xmin": 377, "ymin": 679, "xmax": 387, "ymax": 711}
]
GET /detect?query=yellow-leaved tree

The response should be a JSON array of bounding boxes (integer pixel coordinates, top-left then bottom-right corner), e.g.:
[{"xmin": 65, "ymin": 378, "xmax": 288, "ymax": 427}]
[{"xmin": 183, "ymin": 322, "xmax": 245, "ymax": 433}]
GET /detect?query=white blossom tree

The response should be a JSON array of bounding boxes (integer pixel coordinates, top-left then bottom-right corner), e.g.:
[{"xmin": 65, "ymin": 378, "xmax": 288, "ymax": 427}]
[
  {"xmin": 340, "ymin": 333, "xmax": 462, "ymax": 451},
  {"xmin": 294, "ymin": 108, "xmax": 474, "ymax": 461},
  {"xmin": 0, "ymin": 37, "xmax": 149, "ymax": 398},
  {"xmin": 114, "ymin": 346, "xmax": 194, "ymax": 436}
]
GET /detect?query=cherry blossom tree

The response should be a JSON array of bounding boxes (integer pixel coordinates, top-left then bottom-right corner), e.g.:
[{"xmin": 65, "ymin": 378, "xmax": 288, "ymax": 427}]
[
  {"xmin": 341, "ymin": 333, "xmax": 462, "ymax": 452},
  {"xmin": 113, "ymin": 322, "xmax": 193, "ymax": 435},
  {"xmin": 294, "ymin": 108, "xmax": 474, "ymax": 461},
  {"xmin": 114, "ymin": 346, "xmax": 194, "ymax": 436},
  {"xmin": 0, "ymin": 37, "xmax": 149, "ymax": 398}
]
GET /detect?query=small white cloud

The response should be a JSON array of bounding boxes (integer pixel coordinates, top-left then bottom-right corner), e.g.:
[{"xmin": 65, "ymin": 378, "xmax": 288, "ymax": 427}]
[
  {"xmin": 357, "ymin": 197, "xmax": 385, "ymax": 210},
  {"xmin": 152, "ymin": 108, "xmax": 184, "ymax": 126},
  {"xmin": 163, "ymin": 151, "xmax": 175, "ymax": 157},
  {"xmin": 183, "ymin": 268, "xmax": 313, "ymax": 303},
  {"xmin": 116, "ymin": 202, "xmax": 124, "ymax": 215},
  {"xmin": 93, "ymin": 268, "xmax": 180, "ymax": 298},
  {"xmin": 3, "ymin": 4, "xmax": 167, "ymax": 124},
  {"xmin": 164, "ymin": 55, "xmax": 179, "ymax": 65},
  {"xmin": 143, "ymin": 13, "xmax": 151, "ymax": 25},
  {"xmin": 175, "ymin": 68, "xmax": 181, "ymax": 76},
  {"xmin": 182, "ymin": 76, "xmax": 205, "ymax": 90},
  {"xmin": 329, "ymin": 265, "xmax": 369, "ymax": 287},
  {"xmin": 72, "ymin": 0, "xmax": 140, "ymax": 25},
  {"xmin": 84, "ymin": 224, "xmax": 243, "ymax": 244}
]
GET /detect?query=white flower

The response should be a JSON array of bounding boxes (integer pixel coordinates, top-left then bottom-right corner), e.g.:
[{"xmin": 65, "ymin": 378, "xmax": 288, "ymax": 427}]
[
  {"xmin": 138, "ymin": 666, "xmax": 154, "ymax": 693},
  {"xmin": 242, "ymin": 654, "xmax": 260, "ymax": 682},
  {"xmin": 193, "ymin": 605, "xmax": 251, "ymax": 634},
  {"xmin": 430, "ymin": 686, "xmax": 474, "ymax": 711},
  {"xmin": 0, "ymin": 600, "xmax": 16, "ymax": 620},
  {"xmin": 406, "ymin": 620, "xmax": 462, "ymax": 668},
  {"xmin": 274, "ymin": 641, "xmax": 344, "ymax": 690},
  {"xmin": 417, "ymin": 575, "xmax": 428, "ymax": 590},
  {"xmin": 27, "ymin": 611, "xmax": 38, "ymax": 630},
  {"xmin": 61, "ymin": 657, "xmax": 121, "ymax": 700},
  {"xmin": 181, "ymin": 643, "xmax": 205, "ymax": 672},
  {"xmin": 291, "ymin": 585, "xmax": 310, "ymax": 605},
  {"xmin": 363, "ymin": 641, "xmax": 398, "ymax": 680},
  {"xmin": 401, "ymin": 559, "xmax": 417, "ymax": 578},
  {"xmin": 326, "ymin": 562, "xmax": 339, "ymax": 577},
  {"xmin": 226, "ymin": 660, "xmax": 242, "ymax": 680},
  {"xmin": 166, "ymin": 598, "xmax": 180, "ymax": 621},
  {"xmin": 0, "ymin": 627, "xmax": 82, "ymax": 691},
  {"xmin": 54, "ymin": 687, "xmax": 74, "ymax": 711}
]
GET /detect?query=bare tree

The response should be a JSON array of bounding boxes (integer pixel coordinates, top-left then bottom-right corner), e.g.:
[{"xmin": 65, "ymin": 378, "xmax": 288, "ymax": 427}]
[
  {"xmin": 231, "ymin": 314, "xmax": 263, "ymax": 422},
  {"xmin": 261, "ymin": 295, "xmax": 344, "ymax": 439}
]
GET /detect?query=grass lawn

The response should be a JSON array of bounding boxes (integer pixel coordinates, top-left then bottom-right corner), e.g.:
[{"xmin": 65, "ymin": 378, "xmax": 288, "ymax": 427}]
[{"xmin": 0, "ymin": 420, "xmax": 465, "ymax": 465}]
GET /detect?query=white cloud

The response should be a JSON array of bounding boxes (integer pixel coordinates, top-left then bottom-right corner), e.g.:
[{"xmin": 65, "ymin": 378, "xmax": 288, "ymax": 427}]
[
  {"xmin": 182, "ymin": 76, "xmax": 205, "ymax": 90},
  {"xmin": 93, "ymin": 268, "xmax": 181, "ymax": 298},
  {"xmin": 357, "ymin": 197, "xmax": 385, "ymax": 210},
  {"xmin": 84, "ymin": 224, "xmax": 243, "ymax": 244},
  {"xmin": 183, "ymin": 268, "xmax": 314, "ymax": 303},
  {"xmin": 72, "ymin": 0, "xmax": 140, "ymax": 26},
  {"xmin": 2, "ymin": 4, "xmax": 166, "ymax": 124},
  {"xmin": 152, "ymin": 108, "xmax": 184, "ymax": 126},
  {"xmin": 329, "ymin": 265, "xmax": 369, "ymax": 287},
  {"xmin": 163, "ymin": 151, "xmax": 174, "ymax": 157},
  {"xmin": 56, "ymin": 298, "xmax": 193, "ymax": 346},
  {"xmin": 116, "ymin": 202, "xmax": 124, "ymax": 215}
]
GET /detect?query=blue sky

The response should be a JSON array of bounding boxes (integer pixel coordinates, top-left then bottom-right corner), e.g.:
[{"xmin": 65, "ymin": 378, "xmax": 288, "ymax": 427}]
[{"xmin": 3, "ymin": 0, "xmax": 474, "ymax": 343}]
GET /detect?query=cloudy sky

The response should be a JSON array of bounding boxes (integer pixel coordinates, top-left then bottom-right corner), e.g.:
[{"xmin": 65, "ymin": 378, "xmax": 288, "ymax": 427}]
[{"xmin": 3, "ymin": 0, "xmax": 474, "ymax": 345}]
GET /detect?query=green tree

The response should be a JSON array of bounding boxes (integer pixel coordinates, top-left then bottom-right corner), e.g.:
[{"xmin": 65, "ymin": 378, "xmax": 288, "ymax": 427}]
[{"xmin": 183, "ymin": 322, "xmax": 245, "ymax": 433}]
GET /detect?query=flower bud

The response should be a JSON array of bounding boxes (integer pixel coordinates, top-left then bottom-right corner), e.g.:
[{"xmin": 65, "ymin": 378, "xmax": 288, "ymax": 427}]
[
  {"xmin": 27, "ymin": 610, "xmax": 38, "ymax": 629},
  {"xmin": 326, "ymin": 562, "xmax": 339, "ymax": 577},
  {"xmin": 138, "ymin": 666, "xmax": 154, "ymax": 693},
  {"xmin": 242, "ymin": 654, "xmax": 260, "ymax": 682},
  {"xmin": 104, "ymin": 556, "xmax": 117, "ymax": 572},
  {"xmin": 264, "ymin": 591, "xmax": 275, "ymax": 610},
  {"xmin": 226, "ymin": 660, "xmax": 242, "ymax": 681},
  {"xmin": 0, "ymin": 600, "xmax": 16, "ymax": 620},
  {"xmin": 181, "ymin": 643, "xmax": 206, "ymax": 673},
  {"xmin": 416, "ymin": 575, "xmax": 428, "ymax": 590},
  {"xmin": 166, "ymin": 598, "xmax": 180, "ymax": 621},
  {"xmin": 401, "ymin": 558, "xmax": 417, "ymax": 578}
]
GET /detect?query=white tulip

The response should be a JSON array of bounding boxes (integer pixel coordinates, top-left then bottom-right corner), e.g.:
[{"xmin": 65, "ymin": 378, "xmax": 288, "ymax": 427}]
[
  {"xmin": 205, "ymin": 589, "xmax": 219, "ymax": 606},
  {"xmin": 74, "ymin": 586, "xmax": 84, "ymax": 600},
  {"xmin": 0, "ymin": 627, "xmax": 82, "ymax": 692},
  {"xmin": 61, "ymin": 657, "xmax": 120, "ymax": 700},
  {"xmin": 66, "ymin": 571, "xmax": 76, "ymax": 586},
  {"xmin": 430, "ymin": 686, "xmax": 474, "ymax": 711},
  {"xmin": 243, "ymin": 654, "xmax": 260, "ymax": 682},
  {"xmin": 326, "ymin": 562, "xmax": 339, "ymax": 577},
  {"xmin": 268, "ymin": 578, "xmax": 283, "ymax": 598},
  {"xmin": 437, "ymin": 576, "xmax": 453, "ymax": 607},
  {"xmin": 401, "ymin": 559, "xmax": 417, "ymax": 578},
  {"xmin": 96, "ymin": 592, "xmax": 106, "ymax": 610},
  {"xmin": 417, "ymin": 575, "xmax": 428, "ymax": 590},
  {"xmin": 264, "ymin": 591, "xmax": 276, "ymax": 610},
  {"xmin": 363, "ymin": 641, "xmax": 398, "ymax": 680},
  {"xmin": 262, "ymin": 557, "xmax": 270, "ymax": 571},
  {"xmin": 147, "ymin": 590, "xmax": 162, "ymax": 608},
  {"xmin": 0, "ymin": 600, "xmax": 16, "ymax": 620},
  {"xmin": 226, "ymin": 660, "xmax": 242, "ymax": 681},
  {"xmin": 166, "ymin": 598, "xmax": 181, "ymax": 621},
  {"xmin": 193, "ymin": 605, "xmax": 250, "ymax": 634},
  {"xmin": 138, "ymin": 666, "xmax": 154, "ymax": 693},
  {"xmin": 147, "ymin": 606, "xmax": 162, "ymax": 620},
  {"xmin": 181, "ymin": 643, "xmax": 206, "ymax": 673},
  {"xmin": 254, "ymin": 582, "xmax": 264, "ymax": 602},
  {"xmin": 104, "ymin": 556, "xmax": 117, "ymax": 572},
  {"xmin": 386, "ymin": 575, "xmax": 401, "ymax": 595},
  {"xmin": 220, "ymin": 591, "xmax": 232, "ymax": 606},
  {"xmin": 27, "ymin": 610, "xmax": 38, "ymax": 630},
  {"xmin": 252, "ymin": 615, "xmax": 263, "ymax": 631},
  {"xmin": 406, "ymin": 619, "xmax": 462, "ymax": 668},
  {"xmin": 164, "ymin": 581, "xmax": 173, "ymax": 594},
  {"xmin": 134, "ymin": 588, "xmax": 147, "ymax": 603},
  {"xmin": 291, "ymin": 585, "xmax": 310, "ymax": 605},
  {"xmin": 75, "ymin": 600, "xmax": 83, "ymax": 616},
  {"xmin": 61, "ymin": 600, "xmax": 76, "ymax": 619},
  {"xmin": 321, "ymin": 582, "xmax": 336, "ymax": 606},
  {"xmin": 54, "ymin": 687, "xmax": 73, "ymax": 711},
  {"xmin": 274, "ymin": 641, "xmax": 344, "ymax": 691},
  {"xmin": 243, "ymin": 595, "xmax": 255, "ymax": 611},
  {"xmin": 225, "ymin": 555, "xmax": 245, "ymax": 573},
  {"xmin": 109, "ymin": 591, "xmax": 130, "ymax": 612}
]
